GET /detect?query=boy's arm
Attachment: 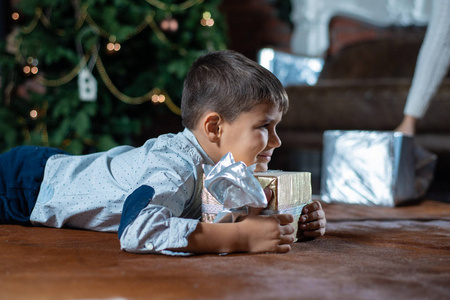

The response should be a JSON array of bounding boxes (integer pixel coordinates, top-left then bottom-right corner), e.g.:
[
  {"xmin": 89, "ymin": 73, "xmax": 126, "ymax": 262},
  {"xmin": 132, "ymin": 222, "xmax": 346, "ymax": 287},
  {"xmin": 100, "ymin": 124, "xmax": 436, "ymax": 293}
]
[
  {"xmin": 171, "ymin": 209, "xmax": 295, "ymax": 254},
  {"xmin": 298, "ymin": 201, "xmax": 326, "ymax": 238}
]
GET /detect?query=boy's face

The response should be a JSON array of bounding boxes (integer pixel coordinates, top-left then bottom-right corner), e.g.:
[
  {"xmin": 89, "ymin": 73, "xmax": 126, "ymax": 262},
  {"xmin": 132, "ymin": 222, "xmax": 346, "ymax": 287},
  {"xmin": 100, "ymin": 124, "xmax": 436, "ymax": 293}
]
[{"xmin": 219, "ymin": 103, "xmax": 282, "ymax": 172}]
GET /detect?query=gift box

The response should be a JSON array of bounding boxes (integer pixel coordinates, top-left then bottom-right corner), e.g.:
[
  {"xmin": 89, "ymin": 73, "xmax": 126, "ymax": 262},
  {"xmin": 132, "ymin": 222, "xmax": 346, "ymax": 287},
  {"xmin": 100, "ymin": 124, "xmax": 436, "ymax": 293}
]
[
  {"xmin": 320, "ymin": 130, "xmax": 437, "ymax": 206},
  {"xmin": 258, "ymin": 48, "xmax": 324, "ymax": 86},
  {"xmin": 201, "ymin": 171, "xmax": 312, "ymax": 241}
]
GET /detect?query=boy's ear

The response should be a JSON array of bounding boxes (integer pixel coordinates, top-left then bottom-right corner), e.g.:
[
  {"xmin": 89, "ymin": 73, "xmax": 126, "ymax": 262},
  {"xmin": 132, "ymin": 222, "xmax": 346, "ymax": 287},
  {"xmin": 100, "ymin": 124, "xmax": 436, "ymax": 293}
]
[{"xmin": 203, "ymin": 112, "xmax": 222, "ymax": 143}]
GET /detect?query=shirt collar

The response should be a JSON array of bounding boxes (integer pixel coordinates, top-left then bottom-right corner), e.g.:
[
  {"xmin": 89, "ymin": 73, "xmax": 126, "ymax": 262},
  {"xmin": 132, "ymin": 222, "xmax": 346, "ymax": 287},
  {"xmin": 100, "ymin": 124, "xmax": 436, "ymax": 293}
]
[{"xmin": 182, "ymin": 128, "xmax": 215, "ymax": 166}]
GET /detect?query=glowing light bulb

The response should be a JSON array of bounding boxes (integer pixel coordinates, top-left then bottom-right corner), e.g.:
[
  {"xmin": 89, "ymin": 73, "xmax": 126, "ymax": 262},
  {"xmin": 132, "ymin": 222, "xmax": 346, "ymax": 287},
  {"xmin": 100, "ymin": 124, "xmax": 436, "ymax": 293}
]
[
  {"xmin": 203, "ymin": 12, "xmax": 211, "ymax": 20},
  {"xmin": 30, "ymin": 110, "xmax": 38, "ymax": 119},
  {"xmin": 23, "ymin": 66, "xmax": 31, "ymax": 74},
  {"xmin": 107, "ymin": 42, "xmax": 115, "ymax": 51},
  {"xmin": 151, "ymin": 94, "xmax": 166, "ymax": 103},
  {"xmin": 161, "ymin": 19, "xmax": 170, "ymax": 31},
  {"xmin": 161, "ymin": 18, "xmax": 178, "ymax": 32},
  {"xmin": 12, "ymin": 12, "xmax": 20, "ymax": 21},
  {"xmin": 201, "ymin": 12, "xmax": 214, "ymax": 27},
  {"xmin": 31, "ymin": 66, "xmax": 38, "ymax": 74}
]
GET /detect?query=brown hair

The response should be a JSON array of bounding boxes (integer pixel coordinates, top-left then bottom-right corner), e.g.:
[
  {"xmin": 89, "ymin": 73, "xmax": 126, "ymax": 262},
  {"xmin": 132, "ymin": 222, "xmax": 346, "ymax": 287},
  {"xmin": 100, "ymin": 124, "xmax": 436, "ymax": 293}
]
[{"xmin": 181, "ymin": 50, "xmax": 289, "ymax": 129}]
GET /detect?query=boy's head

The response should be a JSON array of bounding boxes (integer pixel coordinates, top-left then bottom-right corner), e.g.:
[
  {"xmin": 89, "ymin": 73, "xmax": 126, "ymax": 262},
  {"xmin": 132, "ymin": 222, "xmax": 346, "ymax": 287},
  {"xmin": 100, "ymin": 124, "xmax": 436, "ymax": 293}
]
[
  {"xmin": 181, "ymin": 50, "xmax": 289, "ymax": 130},
  {"xmin": 181, "ymin": 50, "xmax": 289, "ymax": 172}
]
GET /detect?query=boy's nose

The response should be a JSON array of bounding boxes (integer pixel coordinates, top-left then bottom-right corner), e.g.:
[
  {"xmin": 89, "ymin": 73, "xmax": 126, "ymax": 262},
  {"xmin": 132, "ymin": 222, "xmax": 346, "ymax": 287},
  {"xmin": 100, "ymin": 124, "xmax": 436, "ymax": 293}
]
[{"xmin": 268, "ymin": 131, "xmax": 282, "ymax": 148}]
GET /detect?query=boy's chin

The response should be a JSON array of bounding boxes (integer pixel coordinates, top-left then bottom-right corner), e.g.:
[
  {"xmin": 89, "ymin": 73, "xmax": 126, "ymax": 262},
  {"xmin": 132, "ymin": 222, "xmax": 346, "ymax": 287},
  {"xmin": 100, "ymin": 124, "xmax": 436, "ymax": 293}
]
[{"xmin": 254, "ymin": 163, "xmax": 268, "ymax": 173}]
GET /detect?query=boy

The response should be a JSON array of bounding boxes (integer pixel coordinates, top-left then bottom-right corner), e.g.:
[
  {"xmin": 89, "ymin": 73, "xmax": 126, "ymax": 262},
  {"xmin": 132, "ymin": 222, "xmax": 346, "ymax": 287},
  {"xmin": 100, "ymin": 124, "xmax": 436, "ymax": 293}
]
[{"xmin": 0, "ymin": 50, "xmax": 326, "ymax": 255}]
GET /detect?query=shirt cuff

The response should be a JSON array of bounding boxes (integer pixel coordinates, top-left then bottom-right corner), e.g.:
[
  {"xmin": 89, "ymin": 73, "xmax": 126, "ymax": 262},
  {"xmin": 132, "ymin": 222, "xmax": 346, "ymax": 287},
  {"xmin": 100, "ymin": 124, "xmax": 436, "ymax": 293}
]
[{"xmin": 157, "ymin": 218, "xmax": 199, "ymax": 256}]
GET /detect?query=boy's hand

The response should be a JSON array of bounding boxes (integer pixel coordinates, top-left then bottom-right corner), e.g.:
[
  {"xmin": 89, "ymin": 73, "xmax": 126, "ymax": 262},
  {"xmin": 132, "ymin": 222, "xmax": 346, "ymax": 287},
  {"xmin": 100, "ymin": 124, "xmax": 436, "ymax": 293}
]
[
  {"xmin": 237, "ymin": 207, "xmax": 295, "ymax": 253},
  {"xmin": 298, "ymin": 201, "xmax": 326, "ymax": 238}
]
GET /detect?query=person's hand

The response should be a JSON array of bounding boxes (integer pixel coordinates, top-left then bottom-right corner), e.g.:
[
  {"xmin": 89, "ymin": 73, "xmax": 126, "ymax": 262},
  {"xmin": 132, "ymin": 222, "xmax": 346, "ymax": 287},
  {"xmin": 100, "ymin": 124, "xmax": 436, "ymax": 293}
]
[
  {"xmin": 395, "ymin": 115, "xmax": 417, "ymax": 136},
  {"xmin": 298, "ymin": 201, "xmax": 326, "ymax": 238},
  {"xmin": 237, "ymin": 207, "xmax": 295, "ymax": 253}
]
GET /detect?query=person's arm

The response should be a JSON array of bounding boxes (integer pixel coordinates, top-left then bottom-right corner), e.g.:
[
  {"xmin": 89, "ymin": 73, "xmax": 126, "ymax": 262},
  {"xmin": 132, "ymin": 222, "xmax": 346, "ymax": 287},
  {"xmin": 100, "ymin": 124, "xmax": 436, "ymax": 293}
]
[
  {"xmin": 119, "ymin": 172, "xmax": 296, "ymax": 255},
  {"xmin": 173, "ymin": 209, "xmax": 295, "ymax": 254},
  {"xmin": 396, "ymin": 0, "xmax": 450, "ymax": 134}
]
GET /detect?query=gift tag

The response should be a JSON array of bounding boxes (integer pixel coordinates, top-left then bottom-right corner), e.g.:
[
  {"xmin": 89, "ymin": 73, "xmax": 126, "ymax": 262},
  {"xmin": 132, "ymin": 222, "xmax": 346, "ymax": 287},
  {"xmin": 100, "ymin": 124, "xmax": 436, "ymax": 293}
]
[{"xmin": 78, "ymin": 67, "xmax": 97, "ymax": 102}]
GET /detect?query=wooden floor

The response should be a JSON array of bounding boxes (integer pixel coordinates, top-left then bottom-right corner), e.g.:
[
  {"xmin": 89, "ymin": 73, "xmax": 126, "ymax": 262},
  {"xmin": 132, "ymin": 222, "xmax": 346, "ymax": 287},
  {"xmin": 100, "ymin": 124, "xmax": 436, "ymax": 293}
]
[{"xmin": 1, "ymin": 200, "xmax": 449, "ymax": 300}]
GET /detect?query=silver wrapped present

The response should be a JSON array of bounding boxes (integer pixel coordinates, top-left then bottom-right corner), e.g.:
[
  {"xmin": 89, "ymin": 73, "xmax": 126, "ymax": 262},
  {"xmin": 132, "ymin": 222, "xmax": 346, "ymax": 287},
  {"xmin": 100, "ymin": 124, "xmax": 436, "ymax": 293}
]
[
  {"xmin": 321, "ymin": 130, "xmax": 437, "ymax": 206},
  {"xmin": 202, "ymin": 152, "xmax": 267, "ymax": 223},
  {"xmin": 258, "ymin": 48, "xmax": 324, "ymax": 86},
  {"xmin": 201, "ymin": 153, "xmax": 312, "ymax": 241}
]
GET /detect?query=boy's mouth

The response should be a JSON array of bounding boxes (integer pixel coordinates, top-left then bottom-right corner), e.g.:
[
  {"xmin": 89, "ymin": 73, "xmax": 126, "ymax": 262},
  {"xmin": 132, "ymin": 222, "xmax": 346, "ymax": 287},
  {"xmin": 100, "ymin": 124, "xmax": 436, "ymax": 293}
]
[{"xmin": 257, "ymin": 152, "xmax": 272, "ymax": 162}]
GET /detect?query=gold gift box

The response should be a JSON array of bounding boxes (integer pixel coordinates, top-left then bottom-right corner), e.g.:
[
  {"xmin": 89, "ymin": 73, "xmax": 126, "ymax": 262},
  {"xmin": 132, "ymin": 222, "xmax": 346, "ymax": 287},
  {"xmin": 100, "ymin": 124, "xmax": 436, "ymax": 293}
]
[{"xmin": 201, "ymin": 171, "xmax": 312, "ymax": 241}]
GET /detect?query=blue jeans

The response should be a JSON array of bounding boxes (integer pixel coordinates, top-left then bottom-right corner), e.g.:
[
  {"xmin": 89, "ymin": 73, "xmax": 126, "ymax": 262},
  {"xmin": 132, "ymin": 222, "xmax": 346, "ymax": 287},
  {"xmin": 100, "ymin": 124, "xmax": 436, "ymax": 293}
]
[{"xmin": 0, "ymin": 146, "xmax": 67, "ymax": 225}]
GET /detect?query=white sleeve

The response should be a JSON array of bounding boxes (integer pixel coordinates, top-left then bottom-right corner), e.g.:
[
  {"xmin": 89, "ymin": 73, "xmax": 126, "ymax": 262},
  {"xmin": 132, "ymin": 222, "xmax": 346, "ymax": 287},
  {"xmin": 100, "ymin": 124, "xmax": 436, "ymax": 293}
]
[
  {"xmin": 119, "ymin": 204, "xmax": 199, "ymax": 256},
  {"xmin": 117, "ymin": 168, "xmax": 201, "ymax": 256},
  {"xmin": 404, "ymin": 0, "xmax": 450, "ymax": 118}
]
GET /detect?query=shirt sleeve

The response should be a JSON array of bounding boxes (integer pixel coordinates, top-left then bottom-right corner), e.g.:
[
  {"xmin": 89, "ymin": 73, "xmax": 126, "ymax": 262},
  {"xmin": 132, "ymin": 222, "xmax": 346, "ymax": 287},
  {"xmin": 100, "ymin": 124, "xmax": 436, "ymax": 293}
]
[
  {"xmin": 118, "ymin": 164, "xmax": 201, "ymax": 256},
  {"xmin": 403, "ymin": 0, "xmax": 450, "ymax": 118},
  {"xmin": 119, "ymin": 205, "xmax": 199, "ymax": 256}
]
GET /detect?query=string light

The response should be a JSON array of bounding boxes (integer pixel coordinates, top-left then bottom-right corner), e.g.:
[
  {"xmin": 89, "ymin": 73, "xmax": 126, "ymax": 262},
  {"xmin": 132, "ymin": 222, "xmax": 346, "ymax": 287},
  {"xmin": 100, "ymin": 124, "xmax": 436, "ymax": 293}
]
[
  {"xmin": 160, "ymin": 17, "xmax": 179, "ymax": 32},
  {"xmin": 15, "ymin": 1, "xmax": 213, "ymax": 115},
  {"xmin": 21, "ymin": 6, "xmax": 184, "ymax": 52},
  {"xmin": 30, "ymin": 110, "xmax": 38, "ymax": 119},
  {"xmin": 20, "ymin": 7, "xmax": 65, "ymax": 36},
  {"xmin": 151, "ymin": 94, "xmax": 165, "ymax": 103},
  {"xmin": 36, "ymin": 52, "xmax": 90, "ymax": 87},
  {"xmin": 22, "ymin": 57, "xmax": 39, "ymax": 75},
  {"xmin": 9, "ymin": 0, "xmax": 200, "ymax": 151},
  {"xmin": 145, "ymin": 0, "xmax": 204, "ymax": 11},
  {"xmin": 201, "ymin": 11, "xmax": 214, "ymax": 27},
  {"xmin": 12, "ymin": 12, "xmax": 20, "ymax": 21},
  {"xmin": 93, "ymin": 47, "xmax": 180, "ymax": 114},
  {"xmin": 106, "ymin": 41, "xmax": 121, "ymax": 52}
]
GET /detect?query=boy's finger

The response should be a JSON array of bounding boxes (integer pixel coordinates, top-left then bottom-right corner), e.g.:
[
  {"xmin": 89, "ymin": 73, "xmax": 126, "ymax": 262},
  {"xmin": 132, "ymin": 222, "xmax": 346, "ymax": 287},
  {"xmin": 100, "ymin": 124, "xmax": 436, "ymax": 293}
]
[
  {"xmin": 263, "ymin": 187, "xmax": 273, "ymax": 201},
  {"xmin": 276, "ymin": 244, "xmax": 292, "ymax": 253},
  {"xmin": 281, "ymin": 224, "xmax": 295, "ymax": 235},
  {"xmin": 248, "ymin": 206, "xmax": 265, "ymax": 216},
  {"xmin": 300, "ymin": 209, "xmax": 326, "ymax": 223},
  {"xmin": 302, "ymin": 201, "xmax": 323, "ymax": 214},
  {"xmin": 274, "ymin": 213, "xmax": 294, "ymax": 224},
  {"xmin": 280, "ymin": 233, "xmax": 295, "ymax": 244},
  {"xmin": 300, "ymin": 219, "xmax": 326, "ymax": 231},
  {"xmin": 302, "ymin": 227, "xmax": 326, "ymax": 238}
]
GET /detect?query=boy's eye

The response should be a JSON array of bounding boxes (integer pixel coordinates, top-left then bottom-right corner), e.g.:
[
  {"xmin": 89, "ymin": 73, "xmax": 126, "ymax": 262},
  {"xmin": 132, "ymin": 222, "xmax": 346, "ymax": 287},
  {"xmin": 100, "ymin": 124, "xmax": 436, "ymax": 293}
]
[{"xmin": 260, "ymin": 124, "xmax": 269, "ymax": 129}]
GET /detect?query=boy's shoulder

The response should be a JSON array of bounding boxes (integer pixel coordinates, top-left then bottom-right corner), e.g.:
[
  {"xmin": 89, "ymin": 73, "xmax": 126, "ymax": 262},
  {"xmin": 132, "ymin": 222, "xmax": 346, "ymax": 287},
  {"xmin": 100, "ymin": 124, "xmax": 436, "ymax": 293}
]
[{"xmin": 145, "ymin": 129, "xmax": 205, "ymax": 165}]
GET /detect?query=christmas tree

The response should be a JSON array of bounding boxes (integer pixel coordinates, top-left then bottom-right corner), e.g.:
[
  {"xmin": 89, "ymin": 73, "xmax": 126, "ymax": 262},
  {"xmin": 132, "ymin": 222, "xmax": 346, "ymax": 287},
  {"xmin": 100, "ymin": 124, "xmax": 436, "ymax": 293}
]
[{"xmin": 0, "ymin": 0, "xmax": 227, "ymax": 154}]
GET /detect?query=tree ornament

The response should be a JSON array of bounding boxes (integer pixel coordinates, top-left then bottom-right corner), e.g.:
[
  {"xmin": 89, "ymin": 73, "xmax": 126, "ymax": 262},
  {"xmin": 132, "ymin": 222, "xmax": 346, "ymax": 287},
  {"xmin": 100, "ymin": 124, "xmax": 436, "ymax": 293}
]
[{"xmin": 78, "ymin": 67, "xmax": 98, "ymax": 102}]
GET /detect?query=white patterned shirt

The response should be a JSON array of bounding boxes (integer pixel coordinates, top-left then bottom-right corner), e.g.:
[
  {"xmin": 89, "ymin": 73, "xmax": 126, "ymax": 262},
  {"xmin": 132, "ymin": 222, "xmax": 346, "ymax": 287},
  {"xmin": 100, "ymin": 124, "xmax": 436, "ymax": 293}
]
[{"xmin": 30, "ymin": 129, "xmax": 214, "ymax": 255}]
